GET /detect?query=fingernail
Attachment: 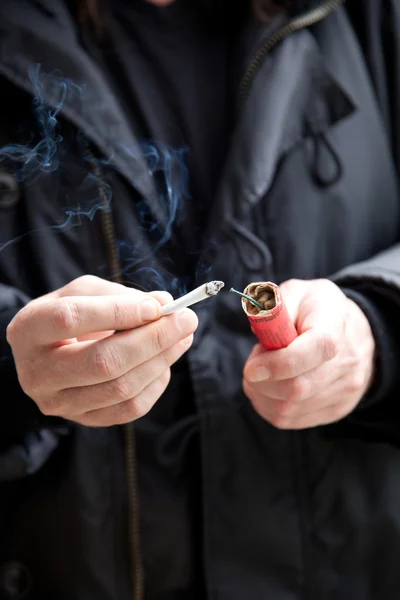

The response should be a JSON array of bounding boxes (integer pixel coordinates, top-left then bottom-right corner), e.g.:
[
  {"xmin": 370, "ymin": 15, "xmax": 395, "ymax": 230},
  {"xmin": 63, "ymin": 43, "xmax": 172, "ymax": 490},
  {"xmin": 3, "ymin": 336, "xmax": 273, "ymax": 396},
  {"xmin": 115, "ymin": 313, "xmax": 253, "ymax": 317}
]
[
  {"xmin": 249, "ymin": 366, "xmax": 270, "ymax": 382},
  {"xmin": 177, "ymin": 310, "xmax": 198, "ymax": 335},
  {"xmin": 140, "ymin": 298, "xmax": 160, "ymax": 322}
]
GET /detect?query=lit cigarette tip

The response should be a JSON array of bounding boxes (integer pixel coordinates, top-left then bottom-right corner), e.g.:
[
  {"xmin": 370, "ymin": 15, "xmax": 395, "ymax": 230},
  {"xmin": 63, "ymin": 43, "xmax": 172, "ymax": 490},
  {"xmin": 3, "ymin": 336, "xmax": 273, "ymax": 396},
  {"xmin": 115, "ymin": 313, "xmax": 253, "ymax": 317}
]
[
  {"xmin": 206, "ymin": 280, "xmax": 225, "ymax": 296},
  {"xmin": 161, "ymin": 280, "xmax": 225, "ymax": 316}
]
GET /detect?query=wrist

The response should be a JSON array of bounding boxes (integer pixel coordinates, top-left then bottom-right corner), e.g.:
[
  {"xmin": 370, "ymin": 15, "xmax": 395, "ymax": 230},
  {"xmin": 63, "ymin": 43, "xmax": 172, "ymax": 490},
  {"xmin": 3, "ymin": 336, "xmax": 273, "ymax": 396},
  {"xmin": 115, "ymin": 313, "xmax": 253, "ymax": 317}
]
[{"xmin": 341, "ymin": 287, "xmax": 394, "ymax": 408}]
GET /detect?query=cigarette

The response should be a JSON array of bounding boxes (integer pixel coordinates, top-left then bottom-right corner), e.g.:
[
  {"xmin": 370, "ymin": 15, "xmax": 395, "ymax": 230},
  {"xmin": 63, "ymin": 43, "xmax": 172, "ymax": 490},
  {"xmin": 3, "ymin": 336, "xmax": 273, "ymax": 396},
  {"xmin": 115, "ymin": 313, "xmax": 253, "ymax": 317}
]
[
  {"xmin": 231, "ymin": 281, "xmax": 298, "ymax": 350},
  {"xmin": 161, "ymin": 281, "xmax": 225, "ymax": 316}
]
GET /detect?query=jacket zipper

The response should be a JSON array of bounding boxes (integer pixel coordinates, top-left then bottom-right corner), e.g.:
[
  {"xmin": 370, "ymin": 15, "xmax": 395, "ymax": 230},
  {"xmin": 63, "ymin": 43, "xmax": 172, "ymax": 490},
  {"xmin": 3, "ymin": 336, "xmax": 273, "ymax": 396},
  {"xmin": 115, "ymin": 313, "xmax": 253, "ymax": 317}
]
[
  {"xmin": 85, "ymin": 145, "xmax": 144, "ymax": 600},
  {"xmin": 238, "ymin": 0, "xmax": 346, "ymax": 110},
  {"xmin": 82, "ymin": 5, "xmax": 344, "ymax": 598},
  {"xmin": 237, "ymin": 3, "xmax": 345, "ymax": 596}
]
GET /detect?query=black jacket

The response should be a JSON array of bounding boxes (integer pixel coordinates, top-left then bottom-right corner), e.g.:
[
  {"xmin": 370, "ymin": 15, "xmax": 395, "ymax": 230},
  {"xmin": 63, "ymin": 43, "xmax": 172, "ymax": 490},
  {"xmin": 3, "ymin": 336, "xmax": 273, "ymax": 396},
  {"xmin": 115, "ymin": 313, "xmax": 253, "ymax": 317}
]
[{"xmin": 1, "ymin": 1, "xmax": 400, "ymax": 599}]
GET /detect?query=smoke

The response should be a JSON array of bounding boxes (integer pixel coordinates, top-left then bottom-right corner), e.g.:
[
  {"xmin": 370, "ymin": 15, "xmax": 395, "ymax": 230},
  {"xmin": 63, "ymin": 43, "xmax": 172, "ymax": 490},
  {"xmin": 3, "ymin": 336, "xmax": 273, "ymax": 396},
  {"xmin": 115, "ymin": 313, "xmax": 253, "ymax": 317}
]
[
  {"xmin": 0, "ymin": 64, "xmax": 106, "ymax": 253},
  {"xmin": 0, "ymin": 65, "xmax": 213, "ymax": 294},
  {"xmin": 0, "ymin": 64, "xmax": 83, "ymax": 183},
  {"xmin": 113, "ymin": 142, "xmax": 194, "ymax": 295}
]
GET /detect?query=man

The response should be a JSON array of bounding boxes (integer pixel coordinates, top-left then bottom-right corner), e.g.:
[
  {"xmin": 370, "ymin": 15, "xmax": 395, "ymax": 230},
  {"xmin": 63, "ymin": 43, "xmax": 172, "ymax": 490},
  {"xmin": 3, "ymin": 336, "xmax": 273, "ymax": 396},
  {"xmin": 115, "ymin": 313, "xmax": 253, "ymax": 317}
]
[{"xmin": 1, "ymin": 0, "xmax": 400, "ymax": 598}]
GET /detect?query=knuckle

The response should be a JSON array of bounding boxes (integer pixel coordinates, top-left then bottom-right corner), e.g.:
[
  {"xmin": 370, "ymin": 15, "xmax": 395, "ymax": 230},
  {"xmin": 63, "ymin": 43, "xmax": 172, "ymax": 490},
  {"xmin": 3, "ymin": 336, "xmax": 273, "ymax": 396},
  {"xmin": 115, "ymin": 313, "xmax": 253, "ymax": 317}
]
[
  {"xmin": 346, "ymin": 371, "xmax": 365, "ymax": 394},
  {"xmin": 77, "ymin": 411, "xmax": 105, "ymax": 427},
  {"xmin": 5, "ymin": 318, "xmax": 17, "ymax": 346},
  {"xmin": 6, "ymin": 306, "xmax": 32, "ymax": 345},
  {"xmin": 93, "ymin": 344, "xmax": 123, "ymax": 379},
  {"xmin": 152, "ymin": 323, "xmax": 171, "ymax": 354},
  {"xmin": 285, "ymin": 377, "xmax": 307, "ymax": 402},
  {"xmin": 134, "ymin": 371, "xmax": 170, "ymax": 418},
  {"xmin": 281, "ymin": 278, "xmax": 297, "ymax": 293},
  {"xmin": 111, "ymin": 300, "xmax": 130, "ymax": 330},
  {"xmin": 280, "ymin": 356, "xmax": 298, "ymax": 380},
  {"xmin": 77, "ymin": 274, "xmax": 99, "ymax": 286},
  {"xmin": 62, "ymin": 275, "xmax": 98, "ymax": 296},
  {"xmin": 75, "ymin": 414, "xmax": 93, "ymax": 427},
  {"xmin": 161, "ymin": 339, "xmax": 188, "ymax": 370},
  {"xmin": 316, "ymin": 278, "xmax": 337, "ymax": 293},
  {"xmin": 284, "ymin": 278, "xmax": 296, "ymax": 286},
  {"xmin": 38, "ymin": 402, "xmax": 53, "ymax": 417},
  {"xmin": 318, "ymin": 332, "xmax": 340, "ymax": 361},
  {"xmin": 17, "ymin": 360, "xmax": 40, "ymax": 395},
  {"xmin": 52, "ymin": 299, "xmax": 81, "ymax": 335},
  {"xmin": 271, "ymin": 412, "xmax": 291, "ymax": 430},
  {"xmin": 242, "ymin": 378, "xmax": 252, "ymax": 399},
  {"xmin": 105, "ymin": 374, "xmax": 134, "ymax": 402},
  {"xmin": 154, "ymin": 350, "xmax": 171, "ymax": 374},
  {"xmin": 344, "ymin": 348, "xmax": 360, "ymax": 368},
  {"xmin": 329, "ymin": 403, "xmax": 348, "ymax": 423},
  {"xmin": 122, "ymin": 397, "xmax": 143, "ymax": 421},
  {"xmin": 39, "ymin": 398, "xmax": 62, "ymax": 417},
  {"xmin": 276, "ymin": 399, "xmax": 296, "ymax": 418},
  {"xmin": 158, "ymin": 369, "xmax": 171, "ymax": 388}
]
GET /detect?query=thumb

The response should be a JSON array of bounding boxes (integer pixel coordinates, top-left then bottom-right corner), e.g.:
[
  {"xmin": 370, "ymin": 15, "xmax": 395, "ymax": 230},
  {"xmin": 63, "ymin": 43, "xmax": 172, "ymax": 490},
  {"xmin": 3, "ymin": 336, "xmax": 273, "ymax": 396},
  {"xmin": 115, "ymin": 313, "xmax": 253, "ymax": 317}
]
[
  {"xmin": 278, "ymin": 279, "xmax": 309, "ymax": 326},
  {"xmin": 284, "ymin": 279, "xmax": 347, "ymax": 336}
]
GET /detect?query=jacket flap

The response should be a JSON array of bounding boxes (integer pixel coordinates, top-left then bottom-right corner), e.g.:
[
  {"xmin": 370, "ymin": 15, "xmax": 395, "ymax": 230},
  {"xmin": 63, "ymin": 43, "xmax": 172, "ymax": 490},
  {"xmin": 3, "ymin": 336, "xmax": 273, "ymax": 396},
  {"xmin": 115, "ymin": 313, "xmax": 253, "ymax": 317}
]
[
  {"xmin": 213, "ymin": 26, "xmax": 355, "ymax": 230},
  {"xmin": 0, "ymin": 0, "xmax": 171, "ymax": 226}
]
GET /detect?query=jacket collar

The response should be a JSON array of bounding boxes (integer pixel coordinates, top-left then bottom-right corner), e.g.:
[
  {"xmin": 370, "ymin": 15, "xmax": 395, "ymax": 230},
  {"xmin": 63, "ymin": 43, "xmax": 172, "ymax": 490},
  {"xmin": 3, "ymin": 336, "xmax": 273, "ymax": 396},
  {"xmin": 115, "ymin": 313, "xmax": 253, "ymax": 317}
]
[
  {"xmin": 0, "ymin": 0, "xmax": 163, "ymax": 213},
  {"xmin": 0, "ymin": 0, "xmax": 351, "ymax": 234}
]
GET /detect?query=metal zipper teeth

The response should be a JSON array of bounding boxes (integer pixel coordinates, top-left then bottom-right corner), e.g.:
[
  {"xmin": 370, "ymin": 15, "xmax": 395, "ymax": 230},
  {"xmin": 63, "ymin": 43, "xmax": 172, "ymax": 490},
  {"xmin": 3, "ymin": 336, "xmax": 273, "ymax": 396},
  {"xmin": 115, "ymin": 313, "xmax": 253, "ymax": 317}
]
[
  {"xmin": 83, "ymin": 5, "xmax": 341, "ymax": 593},
  {"xmin": 238, "ymin": 0, "xmax": 346, "ymax": 110},
  {"xmin": 237, "ymin": 0, "xmax": 344, "ymax": 593},
  {"xmin": 85, "ymin": 145, "xmax": 144, "ymax": 600},
  {"xmin": 122, "ymin": 423, "xmax": 144, "ymax": 600}
]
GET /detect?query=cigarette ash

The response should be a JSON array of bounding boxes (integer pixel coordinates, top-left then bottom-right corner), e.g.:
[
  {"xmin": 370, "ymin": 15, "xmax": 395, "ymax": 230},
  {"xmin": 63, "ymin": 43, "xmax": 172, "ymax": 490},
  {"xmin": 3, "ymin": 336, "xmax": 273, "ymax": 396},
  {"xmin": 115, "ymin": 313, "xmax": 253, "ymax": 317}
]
[{"xmin": 205, "ymin": 280, "xmax": 225, "ymax": 296}]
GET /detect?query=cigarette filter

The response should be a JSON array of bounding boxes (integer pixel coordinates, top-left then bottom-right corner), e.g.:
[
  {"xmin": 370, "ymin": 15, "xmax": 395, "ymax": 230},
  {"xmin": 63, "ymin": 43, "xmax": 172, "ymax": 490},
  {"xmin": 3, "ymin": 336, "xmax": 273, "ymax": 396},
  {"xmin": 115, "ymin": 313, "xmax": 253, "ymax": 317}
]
[{"xmin": 239, "ymin": 281, "xmax": 298, "ymax": 350}]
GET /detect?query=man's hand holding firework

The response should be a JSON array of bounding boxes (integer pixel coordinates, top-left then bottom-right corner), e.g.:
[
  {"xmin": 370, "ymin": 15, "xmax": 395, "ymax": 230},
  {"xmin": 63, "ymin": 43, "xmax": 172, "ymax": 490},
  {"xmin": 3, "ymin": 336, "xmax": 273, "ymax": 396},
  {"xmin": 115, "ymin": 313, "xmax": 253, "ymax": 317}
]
[
  {"xmin": 6, "ymin": 275, "xmax": 198, "ymax": 427},
  {"xmin": 243, "ymin": 279, "xmax": 376, "ymax": 429}
]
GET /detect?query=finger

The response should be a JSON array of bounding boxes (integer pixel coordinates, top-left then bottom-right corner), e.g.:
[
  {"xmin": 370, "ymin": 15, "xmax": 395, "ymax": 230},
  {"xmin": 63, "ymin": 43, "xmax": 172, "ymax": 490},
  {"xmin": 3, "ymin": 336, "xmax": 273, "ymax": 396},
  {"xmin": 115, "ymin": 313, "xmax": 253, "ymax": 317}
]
[
  {"xmin": 51, "ymin": 336, "xmax": 193, "ymax": 416},
  {"xmin": 46, "ymin": 275, "xmax": 171, "ymax": 311},
  {"xmin": 264, "ymin": 399, "xmax": 356, "ymax": 430},
  {"xmin": 78, "ymin": 370, "xmax": 171, "ymax": 427},
  {"xmin": 149, "ymin": 291, "xmax": 174, "ymax": 306},
  {"xmin": 277, "ymin": 279, "xmax": 308, "ymax": 324},
  {"xmin": 244, "ymin": 375, "xmax": 356, "ymax": 428},
  {"xmin": 245, "ymin": 382, "xmax": 339, "ymax": 424},
  {"xmin": 77, "ymin": 330, "xmax": 115, "ymax": 342},
  {"xmin": 246, "ymin": 344, "xmax": 265, "ymax": 363},
  {"xmin": 34, "ymin": 308, "xmax": 198, "ymax": 388},
  {"xmin": 113, "ymin": 292, "xmax": 174, "ymax": 334},
  {"xmin": 17, "ymin": 293, "xmax": 163, "ymax": 347},
  {"xmin": 77, "ymin": 293, "xmax": 173, "ymax": 340},
  {"xmin": 244, "ymin": 328, "xmax": 339, "ymax": 383},
  {"xmin": 44, "ymin": 275, "xmax": 136, "ymax": 300},
  {"xmin": 254, "ymin": 360, "xmax": 344, "ymax": 402},
  {"xmin": 295, "ymin": 280, "xmax": 347, "ymax": 335}
]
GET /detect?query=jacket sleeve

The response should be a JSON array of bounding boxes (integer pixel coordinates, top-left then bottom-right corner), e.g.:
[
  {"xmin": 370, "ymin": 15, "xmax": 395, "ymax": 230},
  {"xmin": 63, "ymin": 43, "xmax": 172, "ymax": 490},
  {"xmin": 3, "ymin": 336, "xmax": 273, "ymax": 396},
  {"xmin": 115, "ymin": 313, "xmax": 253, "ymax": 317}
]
[
  {"xmin": 340, "ymin": 287, "xmax": 400, "ymax": 407},
  {"xmin": 331, "ymin": 2, "xmax": 400, "ymax": 433},
  {"xmin": 347, "ymin": 0, "xmax": 400, "ymax": 171},
  {"xmin": 0, "ymin": 283, "xmax": 68, "ymax": 482},
  {"xmin": 331, "ymin": 245, "xmax": 400, "ymax": 441},
  {"xmin": 333, "ymin": 243, "xmax": 400, "ymax": 289}
]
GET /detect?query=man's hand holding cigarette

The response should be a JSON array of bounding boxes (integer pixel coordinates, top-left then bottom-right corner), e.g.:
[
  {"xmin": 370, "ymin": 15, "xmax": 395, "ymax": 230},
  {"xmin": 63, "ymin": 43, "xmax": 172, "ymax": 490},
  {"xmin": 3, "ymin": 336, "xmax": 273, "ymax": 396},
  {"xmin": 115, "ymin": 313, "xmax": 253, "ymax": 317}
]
[
  {"xmin": 6, "ymin": 275, "xmax": 198, "ymax": 427},
  {"xmin": 243, "ymin": 278, "xmax": 376, "ymax": 430}
]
